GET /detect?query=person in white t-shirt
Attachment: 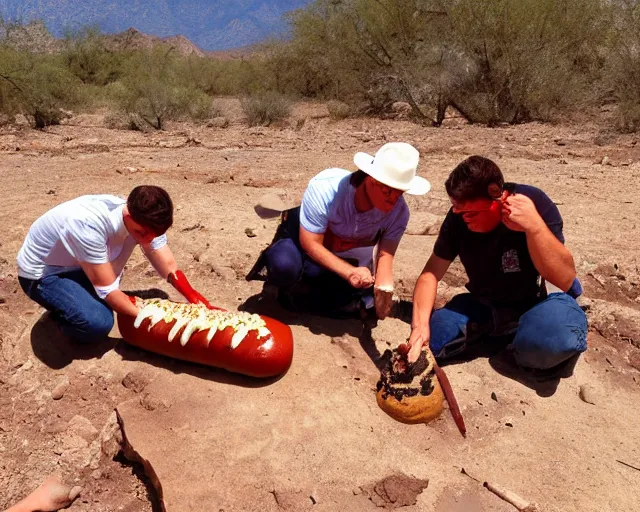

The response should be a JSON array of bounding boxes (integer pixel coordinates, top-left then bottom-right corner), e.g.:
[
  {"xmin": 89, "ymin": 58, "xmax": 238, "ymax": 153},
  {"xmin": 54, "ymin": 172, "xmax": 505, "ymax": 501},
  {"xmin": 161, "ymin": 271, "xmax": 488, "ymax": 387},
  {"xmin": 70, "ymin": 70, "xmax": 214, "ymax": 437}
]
[
  {"xmin": 17, "ymin": 185, "xmax": 211, "ymax": 342},
  {"xmin": 248, "ymin": 142, "xmax": 430, "ymax": 319}
]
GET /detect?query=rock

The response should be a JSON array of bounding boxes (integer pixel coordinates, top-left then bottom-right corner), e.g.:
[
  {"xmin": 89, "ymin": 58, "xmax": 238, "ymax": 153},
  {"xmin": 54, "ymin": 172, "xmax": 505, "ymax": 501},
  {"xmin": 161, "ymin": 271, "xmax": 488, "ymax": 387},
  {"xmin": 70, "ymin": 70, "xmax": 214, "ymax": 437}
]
[
  {"xmin": 99, "ymin": 411, "xmax": 123, "ymax": 460},
  {"xmin": 122, "ymin": 370, "xmax": 150, "ymax": 393},
  {"xmin": 125, "ymin": 167, "xmax": 137, "ymax": 173},
  {"xmin": 244, "ymin": 227, "xmax": 257, "ymax": 238},
  {"xmin": 588, "ymin": 299, "xmax": 640, "ymax": 348},
  {"xmin": 491, "ymin": 392, "xmax": 498, "ymax": 402},
  {"xmin": 579, "ymin": 385, "xmax": 597, "ymax": 405},
  {"xmin": 207, "ymin": 117, "xmax": 229, "ymax": 129},
  {"xmin": 68, "ymin": 415, "xmax": 99, "ymax": 443},
  {"xmin": 600, "ymin": 156, "xmax": 610, "ymax": 166},
  {"xmin": 87, "ymin": 412, "xmax": 123, "ymax": 471},
  {"xmin": 14, "ymin": 114, "xmax": 29, "ymax": 125},
  {"xmin": 52, "ymin": 376, "xmax": 70, "ymax": 400},
  {"xmin": 140, "ymin": 393, "xmax": 169, "ymax": 412},
  {"xmin": 362, "ymin": 473, "xmax": 429, "ymax": 508}
]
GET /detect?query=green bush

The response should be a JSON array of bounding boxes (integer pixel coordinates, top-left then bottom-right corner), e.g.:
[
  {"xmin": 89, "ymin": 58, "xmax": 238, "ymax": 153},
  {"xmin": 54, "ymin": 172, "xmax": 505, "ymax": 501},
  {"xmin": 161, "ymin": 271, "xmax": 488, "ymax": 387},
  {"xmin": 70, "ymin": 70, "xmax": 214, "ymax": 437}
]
[
  {"xmin": 112, "ymin": 48, "xmax": 213, "ymax": 129},
  {"xmin": 270, "ymin": 0, "xmax": 609, "ymax": 125},
  {"xmin": 607, "ymin": 2, "xmax": 640, "ymax": 132},
  {"xmin": 0, "ymin": 48, "xmax": 82, "ymax": 128},
  {"xmin": 63, "ymin": 27, "xmax": 127, "ymax": 86},
  {"xmin": 240, "ymin": 92, "xmax": 292, "ymax": 126}
]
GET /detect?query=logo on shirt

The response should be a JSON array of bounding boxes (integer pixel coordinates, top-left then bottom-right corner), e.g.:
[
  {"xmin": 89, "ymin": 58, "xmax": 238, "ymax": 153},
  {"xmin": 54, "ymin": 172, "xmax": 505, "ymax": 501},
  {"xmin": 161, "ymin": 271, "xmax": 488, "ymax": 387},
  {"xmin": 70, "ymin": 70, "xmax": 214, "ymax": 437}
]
[{"xmin": 502, "ymin": 249, "xmax": 521, "ymax": 273}]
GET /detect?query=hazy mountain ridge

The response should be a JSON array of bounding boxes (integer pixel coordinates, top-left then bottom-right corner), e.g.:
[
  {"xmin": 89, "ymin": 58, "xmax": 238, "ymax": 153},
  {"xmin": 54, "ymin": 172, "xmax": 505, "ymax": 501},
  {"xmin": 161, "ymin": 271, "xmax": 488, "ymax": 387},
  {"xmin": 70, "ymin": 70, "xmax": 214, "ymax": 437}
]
[
  {"xmin": 0, "ymin": 21, "xmax": 205, "ymax": 57},
  {"xmin": 0, "ymin": 0, "xmax": 311, "ymax": 50}
]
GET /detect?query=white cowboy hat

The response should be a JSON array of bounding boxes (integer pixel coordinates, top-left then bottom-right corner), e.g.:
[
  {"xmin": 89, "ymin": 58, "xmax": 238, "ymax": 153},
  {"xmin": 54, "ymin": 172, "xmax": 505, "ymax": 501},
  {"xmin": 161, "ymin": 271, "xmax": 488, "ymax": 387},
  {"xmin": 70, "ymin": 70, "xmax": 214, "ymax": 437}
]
[{"xmin": 353, "ymin": 142, "xmax": 430, "ymax": 195}]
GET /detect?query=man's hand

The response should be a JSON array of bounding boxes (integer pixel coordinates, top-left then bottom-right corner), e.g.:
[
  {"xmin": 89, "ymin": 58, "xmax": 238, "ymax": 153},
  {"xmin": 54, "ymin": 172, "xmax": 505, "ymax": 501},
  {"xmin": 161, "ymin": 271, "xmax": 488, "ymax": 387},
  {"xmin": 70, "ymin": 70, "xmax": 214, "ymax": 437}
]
[
  {"xmin": 501, "ymin": 194, "xmax": 544, "ymax": 233},
  {"xmin": 168, "ymin": 270, "xmax": 215, "ymax": 309},
  {"xmin": 407, "ymin": 324, "xmax": 430, "ymax": 363},
  {"xmin": 374, "ymin": 286, "xmax": 394, "ymax": 319},
  {"xmin": 347, "ymin": 267, "xmax": 374, "ymax": 289}
]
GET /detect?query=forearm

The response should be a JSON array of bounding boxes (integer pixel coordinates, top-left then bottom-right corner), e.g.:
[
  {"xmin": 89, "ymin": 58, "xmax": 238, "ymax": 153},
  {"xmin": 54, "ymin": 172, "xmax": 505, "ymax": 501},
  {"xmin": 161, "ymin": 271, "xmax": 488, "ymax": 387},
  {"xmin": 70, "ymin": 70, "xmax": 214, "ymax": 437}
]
[
  {"xmin": 105, "ymin": 289, "xmax": 140, "ymax": 317},
  {"xmin": 526, "ymin": 224, "xmax": 576, "ymax": 291},
  {"xmin": 375, "ymin": 252, "xmax": 394, "ymax": 288},
  {"xmin": 412, "ymin": 272, "xmax": 439, "ymax": 329},
  {"xmin": 145, "ymin": 245, "xmax": 178, "ymax": 280},
  {"xmin": 303, "ymin": 241, "xmax": 354, "ymax": 280}
]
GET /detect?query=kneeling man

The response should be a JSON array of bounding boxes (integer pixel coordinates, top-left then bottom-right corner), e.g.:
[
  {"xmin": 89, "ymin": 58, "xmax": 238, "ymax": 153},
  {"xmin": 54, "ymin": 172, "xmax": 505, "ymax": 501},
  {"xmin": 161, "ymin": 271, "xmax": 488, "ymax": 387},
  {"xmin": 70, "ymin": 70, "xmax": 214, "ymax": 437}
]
[
  {"xmin": 17, "ymin": 186, "xmax": 210, "ymax": 342},
  {"xmin": 407, "ymin": 156, "xmax": 587, "ymax": 375}
]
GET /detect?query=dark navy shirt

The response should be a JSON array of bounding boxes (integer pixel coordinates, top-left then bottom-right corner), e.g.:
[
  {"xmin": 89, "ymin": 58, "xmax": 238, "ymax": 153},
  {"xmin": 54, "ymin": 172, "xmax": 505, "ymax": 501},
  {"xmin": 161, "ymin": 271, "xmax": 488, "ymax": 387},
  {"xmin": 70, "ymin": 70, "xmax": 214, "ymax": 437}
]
[{"xmin": 433, "ymin": 184, "xmax": 564, "ymax": 305}]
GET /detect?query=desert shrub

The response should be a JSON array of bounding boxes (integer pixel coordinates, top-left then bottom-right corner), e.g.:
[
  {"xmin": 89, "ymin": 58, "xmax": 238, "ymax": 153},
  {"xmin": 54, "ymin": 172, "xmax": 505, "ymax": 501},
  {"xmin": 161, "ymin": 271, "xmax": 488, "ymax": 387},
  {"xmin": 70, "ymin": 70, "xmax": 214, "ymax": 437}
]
[
  {"xmin": 63, "ymin": 27, "xmax": 127, "ymax": 86},
  {"xmin": 607, "ymin": 1, "xmax": 640, "ymax": 132},
  {"xmin": 103, "ymin": 110, "xmax": 127, "ymax": 129},
  {"xmin": 270, "ymin": 0, "xmax": 609, "ymax": 126},
  {"xmin": 240, "ymin": 91, "xmax": 291, "ymax": 126},
  {"xmin": 0, "ymin": 47, "xmax": 82, "ymax": 128},
  {"xmin": 616, "ymin": 101, "xmax": 640, "ymax": 133},
  {"xmin": 327, "ymin": 99, "xmax": 350, "ymax": 120},
  {"xmin": 111, "ymin": 48, "xmax": 213, "ymax": 129}
]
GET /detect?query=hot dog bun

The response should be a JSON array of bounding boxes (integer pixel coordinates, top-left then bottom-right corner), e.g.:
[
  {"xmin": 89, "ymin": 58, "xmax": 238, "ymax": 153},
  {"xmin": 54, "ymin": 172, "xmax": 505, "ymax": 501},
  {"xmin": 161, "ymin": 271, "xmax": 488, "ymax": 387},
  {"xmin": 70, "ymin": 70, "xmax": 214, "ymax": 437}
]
[{"xmin": 117, "ymin": 298, "xmax": 293, "ymax": 378}]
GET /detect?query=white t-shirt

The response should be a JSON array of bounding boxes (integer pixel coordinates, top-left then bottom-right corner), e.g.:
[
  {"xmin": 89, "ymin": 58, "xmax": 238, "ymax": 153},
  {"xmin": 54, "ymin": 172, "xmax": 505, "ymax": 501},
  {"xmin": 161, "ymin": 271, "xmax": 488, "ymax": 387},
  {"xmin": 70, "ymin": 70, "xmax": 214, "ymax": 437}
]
[
  {"xmin": 299, "ymin": 168, "xmax": 409, "ymax": 267},
  {"xmin": 17, "ymin": 195, "xmax": 167, "ymax": 297}
]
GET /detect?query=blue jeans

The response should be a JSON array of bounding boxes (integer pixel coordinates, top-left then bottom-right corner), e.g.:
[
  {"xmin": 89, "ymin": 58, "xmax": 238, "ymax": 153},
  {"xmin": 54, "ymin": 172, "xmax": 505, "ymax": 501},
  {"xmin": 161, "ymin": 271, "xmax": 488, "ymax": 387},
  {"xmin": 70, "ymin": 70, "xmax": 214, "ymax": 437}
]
[
  {"xmin": 430, "ymin": 293, "xmax": 588, "ymax": 370},
  {"xmin": 19, "ymin": 270, "xmax": 114, "ymax": 342},
  {"xmin": 263, "ymin": 238, "xmax": 366, "ymax": 312}
]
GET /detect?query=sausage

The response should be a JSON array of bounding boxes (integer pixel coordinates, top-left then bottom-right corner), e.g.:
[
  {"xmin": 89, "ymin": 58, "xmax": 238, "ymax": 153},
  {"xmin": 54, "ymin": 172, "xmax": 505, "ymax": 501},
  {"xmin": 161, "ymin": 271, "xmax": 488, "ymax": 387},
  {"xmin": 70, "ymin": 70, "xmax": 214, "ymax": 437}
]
[{"xmin": 117, "ymin": 298, "xmax": 293, "ymax": 378}]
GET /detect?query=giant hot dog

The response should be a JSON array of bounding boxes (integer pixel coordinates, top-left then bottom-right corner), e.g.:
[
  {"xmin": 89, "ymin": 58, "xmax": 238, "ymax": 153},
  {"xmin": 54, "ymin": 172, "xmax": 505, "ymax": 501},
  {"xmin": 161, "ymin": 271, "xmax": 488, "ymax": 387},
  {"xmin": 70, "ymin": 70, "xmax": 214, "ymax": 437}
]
[{"xmin": 117, "ymin": 298, "xmax": 293, "ymax": 378}]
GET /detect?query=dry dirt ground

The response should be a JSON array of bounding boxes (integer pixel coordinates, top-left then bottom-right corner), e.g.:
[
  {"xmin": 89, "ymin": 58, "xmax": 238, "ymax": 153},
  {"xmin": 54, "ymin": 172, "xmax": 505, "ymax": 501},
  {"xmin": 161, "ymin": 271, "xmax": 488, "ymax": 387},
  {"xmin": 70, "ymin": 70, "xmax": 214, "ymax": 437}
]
[{"xmin": 1, "ymin": 100, "xmax": 639, "ymax": 512}]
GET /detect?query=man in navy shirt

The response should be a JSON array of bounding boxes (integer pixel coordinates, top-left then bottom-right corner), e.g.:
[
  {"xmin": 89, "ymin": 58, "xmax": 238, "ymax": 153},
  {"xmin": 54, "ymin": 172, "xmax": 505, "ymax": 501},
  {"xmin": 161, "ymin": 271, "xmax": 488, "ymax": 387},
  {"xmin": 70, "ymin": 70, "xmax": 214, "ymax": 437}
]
[{"xmin": 407, "ymin": 156, "xmax": 587, "ymax": 375}]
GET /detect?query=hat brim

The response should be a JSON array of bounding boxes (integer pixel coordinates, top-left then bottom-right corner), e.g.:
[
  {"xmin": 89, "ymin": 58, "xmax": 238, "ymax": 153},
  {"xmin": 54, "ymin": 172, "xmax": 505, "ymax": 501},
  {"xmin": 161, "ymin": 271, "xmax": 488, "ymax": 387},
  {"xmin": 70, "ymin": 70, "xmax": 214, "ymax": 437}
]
[{"xmin": 353, "ymin": 152, "xmax": 431, "ymax": 196}]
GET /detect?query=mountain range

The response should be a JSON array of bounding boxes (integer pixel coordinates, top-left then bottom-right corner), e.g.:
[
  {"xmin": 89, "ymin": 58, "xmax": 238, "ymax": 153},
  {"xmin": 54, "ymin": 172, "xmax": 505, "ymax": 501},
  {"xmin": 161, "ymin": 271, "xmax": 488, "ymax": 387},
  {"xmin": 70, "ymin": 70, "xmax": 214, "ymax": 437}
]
[{"xmin": 0, "ymin": 0, "xmax": 313, "ymax": 50}]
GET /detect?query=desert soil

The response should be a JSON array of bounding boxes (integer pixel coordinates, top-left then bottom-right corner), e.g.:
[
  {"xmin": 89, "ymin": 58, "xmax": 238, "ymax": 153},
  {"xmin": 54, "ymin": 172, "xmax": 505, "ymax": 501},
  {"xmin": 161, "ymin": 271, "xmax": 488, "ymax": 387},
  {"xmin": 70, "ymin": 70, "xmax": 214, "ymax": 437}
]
[{"xmin": 1, "ymin": 99, "xmax": 639, "ymax": 512}]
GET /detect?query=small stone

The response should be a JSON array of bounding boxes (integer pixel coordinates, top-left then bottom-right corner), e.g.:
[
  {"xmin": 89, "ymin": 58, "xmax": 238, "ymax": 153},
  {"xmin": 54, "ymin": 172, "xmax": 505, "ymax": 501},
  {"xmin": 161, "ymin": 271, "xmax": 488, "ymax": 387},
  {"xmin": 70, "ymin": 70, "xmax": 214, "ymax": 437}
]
[
  {"xmin": 68, "ymin": 415, "xmax": 99, "ymax": 443},
  {"xmin": 92, "ymin": 470, "xmax": 102, "ymax": 480},
  {"xmin": 559, "ymin": 158, "xmax": 568, "ymax": 164},
  {"xmin": 52, "ymin": 376, "xmax": 70, "ymax": 400},
  {"xmin": 140, "ymin": 393, "xmax": 168, "ymax": 412},
  {"xmin": 490, "ymin": 392, "xmax": 498, "ymax": 402},
  {"xmin": 579, "ymin": 384, "xmax": 597, "ymax": 405},
  {"xmin": 245, "ymin": 228, "xmax": 257, "ymax": 238},
  {"xmin": 121, "ymin": 370, "xmax": 149, "ymax": 393},
  {"xmin": 601, "ymin": 156, "xmax": 610, "ymax": 166}
]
